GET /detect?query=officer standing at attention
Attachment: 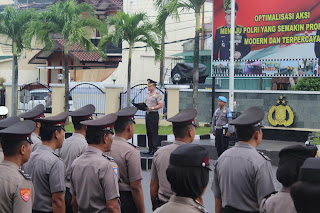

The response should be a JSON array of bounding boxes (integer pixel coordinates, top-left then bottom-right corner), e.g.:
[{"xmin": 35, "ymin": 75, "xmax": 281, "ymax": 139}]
[
  {"xmin": 213, "ymin": 1, "xmax": 251, "ymax": 60},
  {"xmin": 0, "ymin": 116, "xmax": 21, "ymax": 162},
  {"xmin": 212, "ymin": 107, "xmax": 275, "ymax": 213},
  {"xmin": 150, "ymin": 108, "xmax": 197, "ymax": 211},
  {"xmin": 211, "ymin": 96, "xmax": 233, "ymax": 156},
  {"xmin": 0, "ymin": 120, "xmax": 35, "ymax": 213},
  {"xmin": 59, "ymin": 104, "xmax": 95, "ymax": 213},
  {"xmin": 154, "ymin": 144, "xmax": 210, "ymax": 213},
  {"xmin": 108, "ymin": 106, "xmax": 145, "ymax": 213},
  {"xmin": 260, "ymin": 145, "xmax": 318, "ymax": 213},
  {"xmin": 145, "ymin": 79, "xmax": 163, "ymax": 155},
  {"xmin": 19, "ymin": 104, "xmax": 45, "ymax": 151},
  {"xmin": 70, "ymin": 113, "xmax": 120, "ymax": 213},
  {"xmin": 24, "ymin": 112, "xmax": 68, "ymax": 213}
]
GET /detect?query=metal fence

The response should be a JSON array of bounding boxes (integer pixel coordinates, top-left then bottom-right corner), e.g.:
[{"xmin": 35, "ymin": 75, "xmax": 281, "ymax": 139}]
[
  {"xmin": 70, "ymin": 83, "xmax": 106, "ymax": 115},
  {"xmin": 120, "ymin": 84, "xmax": 167, "ymax": 119}
]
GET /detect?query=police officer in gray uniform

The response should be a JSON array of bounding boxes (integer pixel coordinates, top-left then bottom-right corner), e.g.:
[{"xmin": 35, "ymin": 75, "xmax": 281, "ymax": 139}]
[
  {"xmin": 260, "ymin": 145, "xmax": 317, "ymax": 213},
  {"xmin": 24, "ymin": 112, "xmax": 68, "ymax": 213},
  {"xmin": 145, "ymin": 79, "xmax": 163, "ymax": 155},
  {"xmin": 70, "ymin": 113, "xmax": 120, "ymax": 213},
  {"xmin": 108, "ymin": 106, "xmax": 145, "ymax": 213},
  {"xmin": 212, "ymin": 107, "xmax": 275, "ymax": 213},
  {"xmin": 59, "ymin": 104, "xmax": 95, "ymax": 213},
  {"xmin": 0, "ymin": 120, "xmax": 35, "ymax": 213},
  {"xmin": 19, "ymin": 104, "xmax": 45, "ymax": 151},
  {"xmin": 0, "ymin": 116, "xmax": 21, "ymax": 162},
  {"xmin": 211, "ymin": 96, "xmax": 233, "ymax": 156},
  {"xmin": 150, "ymin": 108, "xmax": 197, "ymax": 211},
  {"xmin": 154, "ymin": 144, "xmax": 210, "ymax": 213}
]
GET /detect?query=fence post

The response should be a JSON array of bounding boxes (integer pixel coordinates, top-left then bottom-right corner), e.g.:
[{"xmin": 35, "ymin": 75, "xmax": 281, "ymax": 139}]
[
  {"xmin": 50, "ymin": 83, "xmax": 65, "ymax": 116},
  {"xmin": 104, "ymin": 84, "xmax": 125, "ymax": 114},
  {"xmin": 3, "ymin": 83, "xmax": 21, "ymax": 117},
  {"xmin": 164, "ymin": 85, "xmax": 190, "ymax": 119}
]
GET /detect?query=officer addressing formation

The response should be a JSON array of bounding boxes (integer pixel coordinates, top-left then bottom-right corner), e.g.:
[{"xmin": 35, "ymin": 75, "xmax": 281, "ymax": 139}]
[{"xmin": 211, "ymin": 96, "xmax": 233, "ymax": 156}]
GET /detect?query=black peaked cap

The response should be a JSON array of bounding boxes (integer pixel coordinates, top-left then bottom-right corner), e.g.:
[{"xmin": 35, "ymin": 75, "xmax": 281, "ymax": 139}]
[
  {"xmin": 68, "ymin": 104, "xmax": 95, "ymax": 119},
  {"xmin": 170, "ymin": 144, "xmax": 211, "ymax": 170},
  {"xmin": 167, "ymin": 108, "xmax": 197, "ymax": 127},
  {"xmin": 0, "ymin": 116, "xmax": 21, "ymax": 130},
  {"xmin": 147, "ymin": 79, "xmax": 157, "ymax": 85},
  {"xmin": 19, "ymin": 104, "xmax": 45, "ymax": 120},
  {"xmin": 298, "ymin": 158, "xmax": 320, "ymax": 182},
  {"xmin": 0, "ymin": 120, "xmax": 35, "ymax": 136},
  {"xmin": 116, "ymin": 106, "xmax": 137, "ymax": 118},
  {"xmin": 35, "ymin": 112, "xmax": 68, "ymax": 125},
  {"xmin": 81, "ymin": 113, "xmax": 117, "ymax": 127},
  {"xmin": 230, "ymin": 106, "xmax": 264, "ymax": 126}
]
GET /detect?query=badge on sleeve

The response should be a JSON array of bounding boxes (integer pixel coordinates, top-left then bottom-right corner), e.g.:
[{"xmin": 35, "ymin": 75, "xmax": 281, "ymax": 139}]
[
  {"xmin": 112, "ymin": 165, "xmax": 118, "ymax": 176},
  {"xmin": 20, "ymin": 188, "xmax": 31, "ymax": 202}
]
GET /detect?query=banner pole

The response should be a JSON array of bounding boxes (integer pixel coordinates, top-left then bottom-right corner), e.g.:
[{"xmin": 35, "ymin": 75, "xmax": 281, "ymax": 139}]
[{"xmin": 229, "ymin": 0, "xmax": 236, "ymax": 111}]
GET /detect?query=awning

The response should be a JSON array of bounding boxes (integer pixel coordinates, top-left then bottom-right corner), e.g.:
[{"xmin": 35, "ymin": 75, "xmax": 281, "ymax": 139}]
[
  {"xmin": 0, "ymin": 56, "xmax": 13, "ymax": 61},
  {"xmin": 172, "ymin": 50, "xmax": 211, "ymax": 57}
]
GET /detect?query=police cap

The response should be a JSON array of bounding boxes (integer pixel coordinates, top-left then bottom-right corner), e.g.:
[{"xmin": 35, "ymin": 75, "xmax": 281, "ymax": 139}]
[
  {"xmin": 81, "ymin": 113, "xmax": 117, "ymax": 134},
  {"xmin": 68, "ymin": 104, "xmax": 95, "ymax": 121},
  {"xmin": 170, "ymin": 144, "xmax": 211, "ymax": 170},
  {"xmin": 167, "ymin": 108, "xmax": 197, "ymax": 128},
  {"xmin": 116, "ymin": 106, "xmax": 137, "ymax": 121},
  {"xmin": 0, "ymin": 120, "xmax": 35, "ymax": 143},
  {"xmin": 0, "ymin": 116, "xmax": 21, "ymax": 130},
  {"xmin": 19, "ymin": 104, "xmax": 45, "ymax": 120},
  {"xmin": 277, "ymin": 145, "xmax": 318, "ymax": 187},
  {"xmin": 298, "ymin": 158, "xmax": 320, "ymax": 182},
  {"xmin": 224, "ymin": 1, "xmax": 239, "ymax": 14},
  {"xmin": 35, "ymin": 112, "xmax": 68, "ymax": 129},
  {"xmin": 229, "ymin": 106, "xmax": 264, "ymax": 126},
  {"xmin": 219, "ymin": 96, "xmax": 227, "ymax": 103},
  {"xmin": 0, "ymin": 106, "xmax": 8, "ymax": 116},
  {"xmin": 147, "ymin": 79, "xmax": 157, "ymax": 86}
]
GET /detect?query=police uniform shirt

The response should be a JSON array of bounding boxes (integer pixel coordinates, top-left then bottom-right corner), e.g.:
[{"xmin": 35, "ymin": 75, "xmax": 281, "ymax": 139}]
[
  {"xmin": 151, "ymin": 140, "xmax": 185, "ymax": 202},
  {"xmin": 211, "ymin": 106, "xmax": 233, "ymax": 133},
  {"xmin": 212, "ymin": 142, "xmax": 275, "ymax": 212},
  {"xmin": 260, "ymin": 187, "xmax": 296, "ymax": 213},
  {"xmin": 145, "ymin": 91, "xmax": 163, "ymax": 110},
  {"xmin": 59, "ymin": 133, "xmax": 88, "ymax": 187},
  {"xmin": 107, "ymin": 136, "xmax": 142, "ymax": 191},
  {"xmin": 31, "ymin": 132, "xmax": 42, "ymax": 152},
  {"xmin": 213, "ymin": 25, "xmax": 251, "ymax": 60},
  {"xmin": 23, "ymin": 144, "xmax": 66, "ymax": 212},
  {"xmin": 0, "ymin": 148, "xmax": 3, "ymax": 162},
  {"xmin": 0, "ymin": 160, "xmax": 34, "ymax": 213},
  {"xmin": 154, "ymin": 195, "xmax": 208, "ymax": 213},
  {"xmin": 70, "ymin": 146, "xmax": 120, "ymax": 212}
]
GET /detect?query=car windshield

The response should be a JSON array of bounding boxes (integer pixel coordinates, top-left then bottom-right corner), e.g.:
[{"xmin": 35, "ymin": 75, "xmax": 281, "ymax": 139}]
[{"xmin": 30, "ymin": 92, "xmax": 48, "ymax": 101}]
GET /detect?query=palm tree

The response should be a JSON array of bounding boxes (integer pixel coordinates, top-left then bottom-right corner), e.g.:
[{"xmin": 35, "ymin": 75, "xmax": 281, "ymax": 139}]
[
  {"xmin": 0, "ymin": 6, "xmax": 33, "ymax": 116},
  {"xmin": 26, "ymin": 0, "xmax": 102, "ymax": 112},
  {"xmin": 98, "ymin": 11, "xmax": 161, "ymax": 107},
  {"xmin": 155, "ymin": 0, "xmax": 206, "ymax": 125}
]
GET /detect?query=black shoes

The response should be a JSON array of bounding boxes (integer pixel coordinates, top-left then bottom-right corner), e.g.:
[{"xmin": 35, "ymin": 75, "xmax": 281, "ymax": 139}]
[{"xmin": 144, "ymin": 150, "xmax": 156, "ymax": 155}]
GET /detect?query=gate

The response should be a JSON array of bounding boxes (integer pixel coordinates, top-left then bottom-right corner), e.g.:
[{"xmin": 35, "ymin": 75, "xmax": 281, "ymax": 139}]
[
  {"xmin": 120, "ymin": 84, "xmax": 167, "ymax": 118},
  {"xmin": 19, "ymin": 82, "xmax": 51, "ymax": 113},
  {"xmin": 70, "ymin": 83, "xmax": 106, "ymax": 115}
]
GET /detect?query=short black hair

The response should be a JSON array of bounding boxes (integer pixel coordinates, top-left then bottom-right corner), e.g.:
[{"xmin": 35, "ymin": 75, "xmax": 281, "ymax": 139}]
[
  {"xmin": 114, "ymin": 119, "xmax": 133, "ymax": 134},
  {"xmin": 291, "ymin": 181, "xmax": 320, "ymax": 213},
  {"xmin": 1, "ymin": 138, "xmax": 29, "ymax": 156},
  {"xmin": 173, "ymin": 125, "xmax": 194, "ymax": 139},
  {"xmin": 72, "ymin": 120, "xmax": 84, "ymax": 131},
  {"xmin": 40, "ymin": 126, "xmax": 63, "ymax": 141},
  {"xmin": 86, "ymin": 127, "xmax": 111, "ymax": 145},
  {"xmin": 235, "ymin": 126, "xmax": 261, "ymax": 141},
  {"xmin": 166, "ymin": 165, "xmax": 209, "ymax": 199}
]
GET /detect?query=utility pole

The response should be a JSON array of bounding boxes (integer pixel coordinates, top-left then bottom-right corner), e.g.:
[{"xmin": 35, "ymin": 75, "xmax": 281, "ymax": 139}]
[
  {"xmin": 159, "ymin": 0, "xmax": 168, "ymax": 87},
  {"xmin": 229, "ymin": 0, "xmax": 236, "ymax": 111}
]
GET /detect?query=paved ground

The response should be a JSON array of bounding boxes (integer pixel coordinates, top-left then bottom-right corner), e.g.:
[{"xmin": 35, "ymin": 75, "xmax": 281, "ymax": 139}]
[{"xmin": 141, "ymin": 159, "xmax": 282, "ymax": 213}]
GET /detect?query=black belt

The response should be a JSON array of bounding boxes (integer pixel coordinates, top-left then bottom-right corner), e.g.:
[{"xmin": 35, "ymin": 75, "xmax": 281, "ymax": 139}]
[
  {"xmin": 223, "ymin": 206, "xmax": 259, "ymax": 213},
  {"xmin": 146, "ymin": 111, "xmax": 158, "ymax": 114}
]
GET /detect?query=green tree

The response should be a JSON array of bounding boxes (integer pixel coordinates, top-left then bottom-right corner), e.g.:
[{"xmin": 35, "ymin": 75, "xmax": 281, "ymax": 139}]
[
  {"xmin": 155, "ymin": 0, "xmax": 206, "ymax": 125},
  {"xmin": 292, "ymin": 78, "xmax": 320, "ymax": 91},
  {"xmin": 0, "ymin": 6, "xmax": 33, "ymax": 116},
  {"xmin": 98, "ymin": 11, "xmax": 161, "ymax": 107},
  {"xmin": 26, "ymin": 0, "xmax": 102, "ymax": 112}
]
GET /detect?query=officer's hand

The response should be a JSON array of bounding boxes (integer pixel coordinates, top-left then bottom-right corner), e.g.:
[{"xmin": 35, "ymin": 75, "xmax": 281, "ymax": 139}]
[
  {"xmin": 147, "ymin": 107, "xmax": 152, "ymax": 111},
  {"xmin": 212, "ymin": 132, "xmax": 216, "ymax": 136},
  {"xmin": 226, "ymin": 132, "xmax": 231, "ymax": 137},
  {"xmin": 234, "ymin": 51, "xmax": 241, "ymax": 59}
]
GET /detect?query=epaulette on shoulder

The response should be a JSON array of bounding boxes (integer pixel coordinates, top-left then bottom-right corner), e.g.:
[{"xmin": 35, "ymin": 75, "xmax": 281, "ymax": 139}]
[
  {"xmin": 193, "ymin": 200, "xmax": 209, "ymax": 213},
  {"xmin": 258, "ymin": 151, "xmax": 271, "ymax": 161},
  {"xmin": 260, "ymin": 191, "xmax": 278, "ymax": 212},
  {"xmin": 128, "ymin": 142, "xmax": 139, "ymax": 149},
  {"xmin": 52, "ymin": 152, "xmax": 63, "ymax": 161},
  {"xmin": 102, "ymin": 154, "xmax": 114, "ymax": 162},
  {"xmin": 18, "ymin": 169, "xmax": 31, "ymax": 180}
]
